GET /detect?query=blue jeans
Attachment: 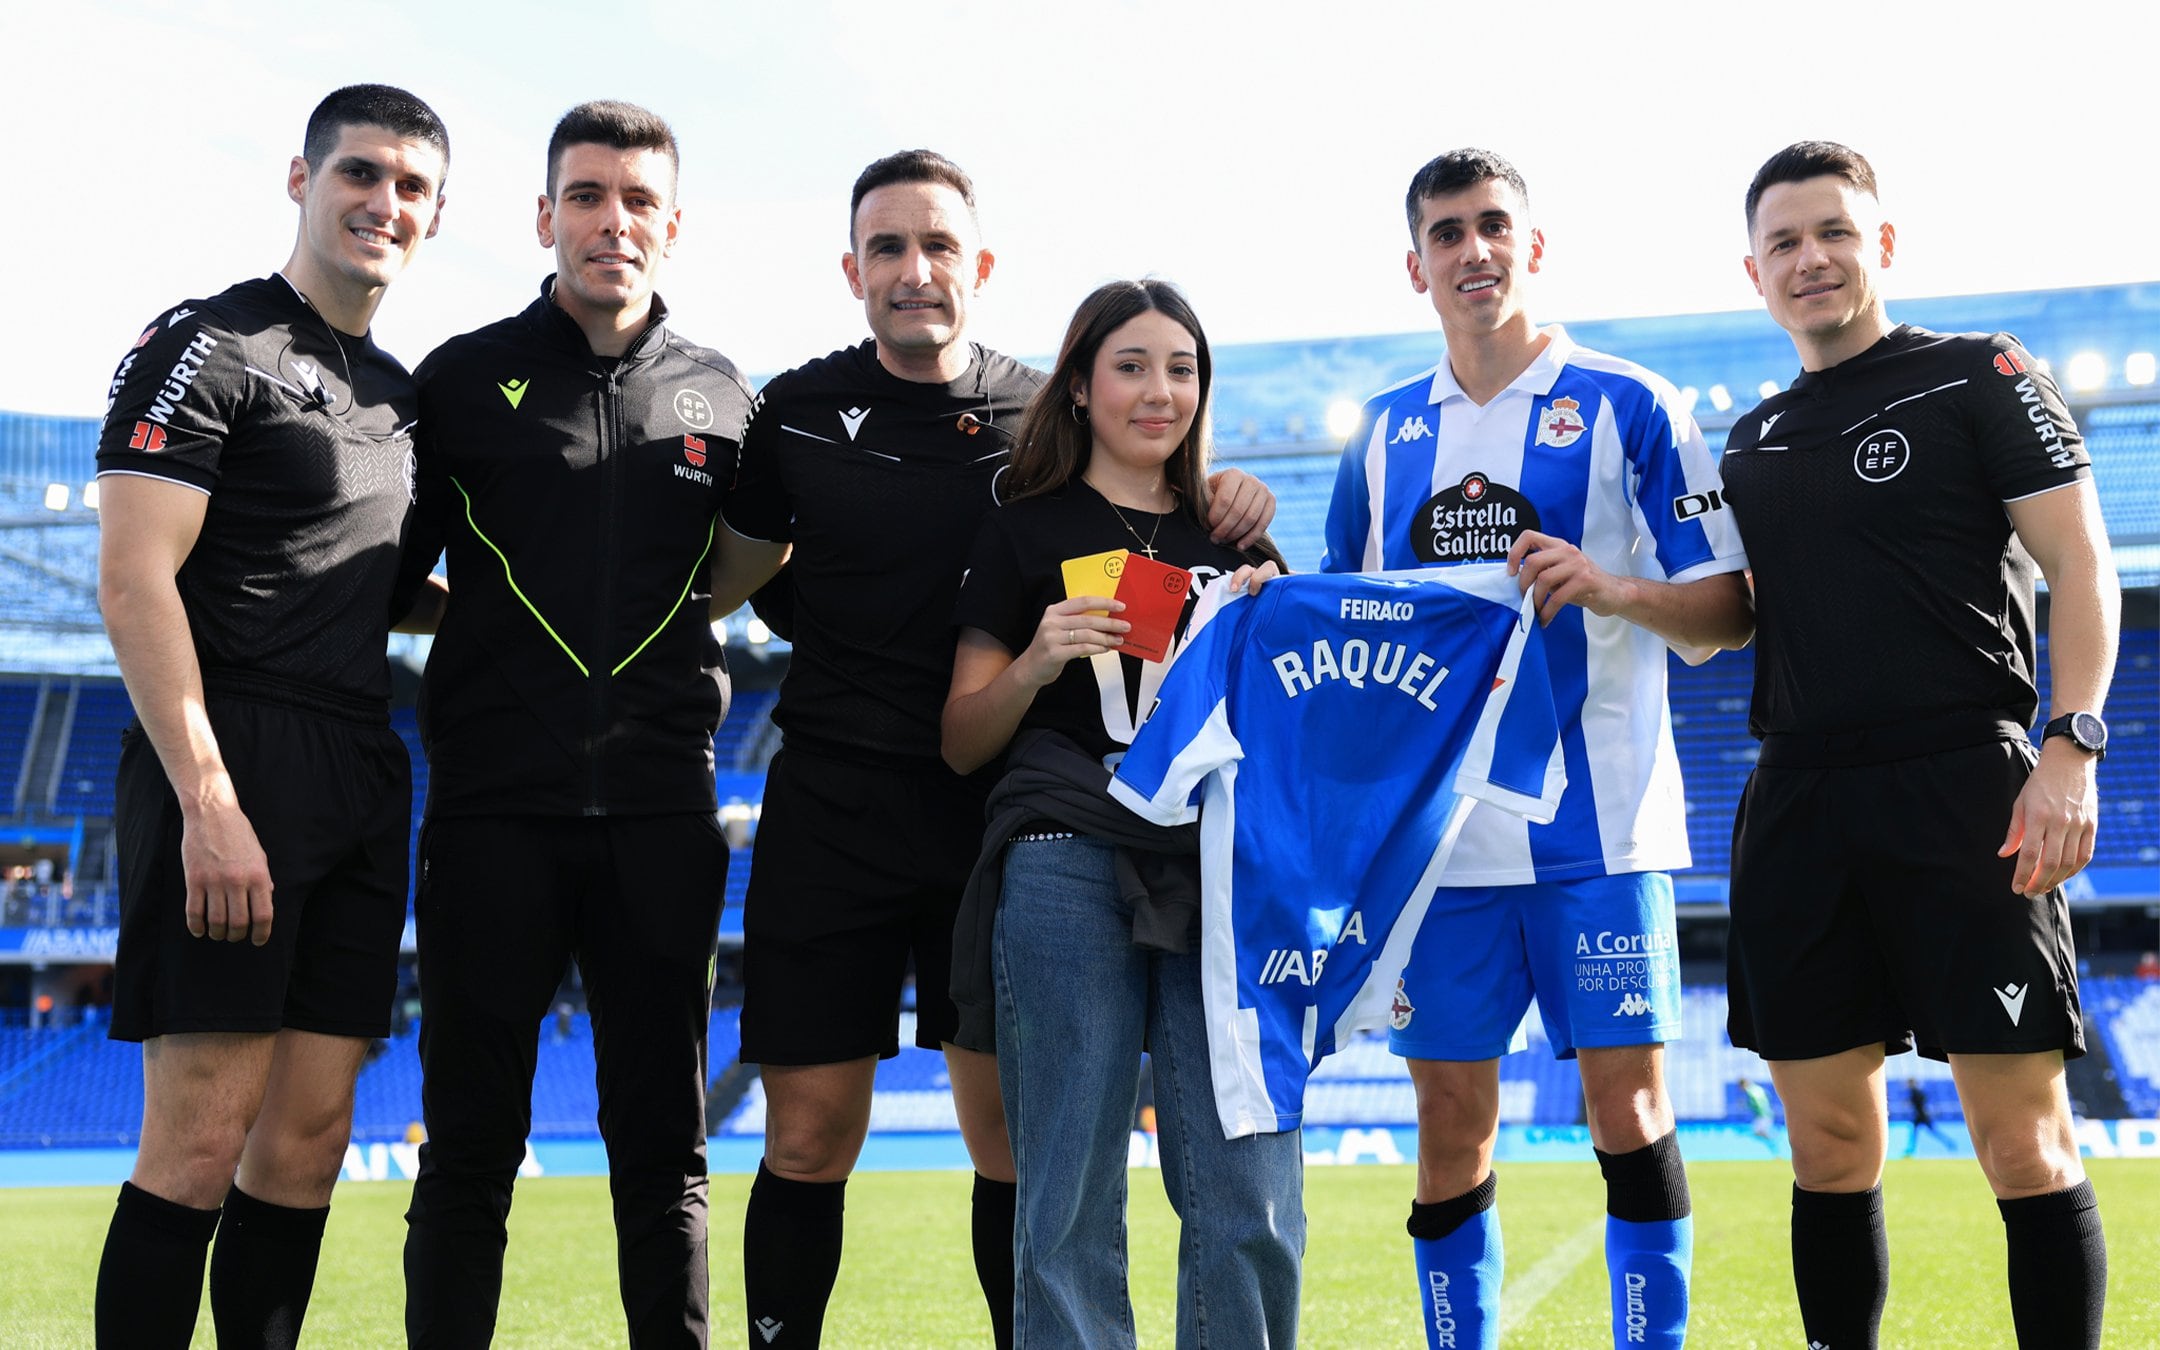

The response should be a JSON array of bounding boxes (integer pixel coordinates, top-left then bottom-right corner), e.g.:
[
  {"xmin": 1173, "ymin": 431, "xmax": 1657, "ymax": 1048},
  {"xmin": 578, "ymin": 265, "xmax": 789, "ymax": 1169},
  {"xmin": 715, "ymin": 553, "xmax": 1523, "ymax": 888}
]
[{"xmin": 995, "ymin": 835, "xmax": 1305, "ymax": 1348}]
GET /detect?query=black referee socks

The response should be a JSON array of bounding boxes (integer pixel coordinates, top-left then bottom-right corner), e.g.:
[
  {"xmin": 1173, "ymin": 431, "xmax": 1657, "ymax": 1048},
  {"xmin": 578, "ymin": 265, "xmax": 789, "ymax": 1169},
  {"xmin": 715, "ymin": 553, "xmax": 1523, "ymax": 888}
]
[
  {"xmin": 971, "ymin": 1173, "xmax": 1017, "ymax": 1350},
  {"xmin": 1999, "ymin": 1179, "xmax": 2107, "ymax": 1350},
  {"xmin": 1790, "ymin": 1183, "xmax": 1888, "ymax": 1349},
  {"xmin": 208, "ymin": 1184, "xmax": 331, "ymax": 1350},
  {"xmin": 95, "ymin": 1181, "xmax": 222, "ymax": 1349},
  {"xmin": 743, "ymin": 1161, "xmax": 847, "ymax": 1347}
]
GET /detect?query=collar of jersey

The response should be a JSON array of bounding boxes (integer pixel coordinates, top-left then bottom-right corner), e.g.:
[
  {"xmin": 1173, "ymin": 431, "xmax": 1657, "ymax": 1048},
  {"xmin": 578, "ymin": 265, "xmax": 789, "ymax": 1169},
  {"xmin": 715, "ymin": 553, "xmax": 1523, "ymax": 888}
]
[
  {"xmin": 1426, "ymin": 323, "xmax": 1576, "ymax": 407},
  {"xmin": 530, "ymin": 274, "xmax": 672, "ymax": 364}
]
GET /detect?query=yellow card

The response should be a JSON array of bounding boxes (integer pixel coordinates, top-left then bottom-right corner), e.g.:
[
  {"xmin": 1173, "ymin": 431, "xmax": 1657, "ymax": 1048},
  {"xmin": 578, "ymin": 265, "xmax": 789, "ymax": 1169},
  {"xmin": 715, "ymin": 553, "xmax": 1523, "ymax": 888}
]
[{"xmin": 1061, "ymin": 549, "xmax": 1130, "ymax": 615}]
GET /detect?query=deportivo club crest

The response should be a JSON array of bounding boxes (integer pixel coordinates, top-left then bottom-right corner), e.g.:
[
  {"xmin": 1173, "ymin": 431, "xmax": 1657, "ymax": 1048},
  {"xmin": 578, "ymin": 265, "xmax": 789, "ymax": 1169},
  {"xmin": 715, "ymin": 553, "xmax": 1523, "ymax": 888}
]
[
  {"xmin": 1536, "ymin": 396, "xmax": 1586, "ymax": 448},
  {"xmin": 1390, "ymin": 978, "xmax": 1415, "ymax": 1031}
]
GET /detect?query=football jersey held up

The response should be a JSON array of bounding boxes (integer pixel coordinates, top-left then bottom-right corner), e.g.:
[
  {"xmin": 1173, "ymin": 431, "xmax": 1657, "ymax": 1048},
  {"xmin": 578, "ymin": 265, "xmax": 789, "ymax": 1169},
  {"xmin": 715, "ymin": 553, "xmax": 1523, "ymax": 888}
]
[{"xmin": 1111, "ymin": 566, "xmax": 1565, "ymax": 1138}]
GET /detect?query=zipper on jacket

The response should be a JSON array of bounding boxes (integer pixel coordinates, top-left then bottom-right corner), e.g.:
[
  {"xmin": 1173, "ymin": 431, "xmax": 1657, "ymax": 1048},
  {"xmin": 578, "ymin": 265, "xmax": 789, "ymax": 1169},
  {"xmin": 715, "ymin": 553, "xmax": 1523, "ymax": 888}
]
[{"xmin": 586, "ymin": 364, "xmax": 624, "ymax": 816}]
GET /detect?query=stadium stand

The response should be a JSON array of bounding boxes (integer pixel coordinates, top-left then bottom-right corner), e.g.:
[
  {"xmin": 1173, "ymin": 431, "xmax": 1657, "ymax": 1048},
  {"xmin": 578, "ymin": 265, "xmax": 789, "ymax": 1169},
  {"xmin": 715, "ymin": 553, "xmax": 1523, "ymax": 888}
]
[
  {"xmin": 2083, "ymin": 975, "xmax": 2160, "ymax": 1118},
  {"xmin": 0, "ymin": 1005, "xmax": 750, "ymax": 1149},
  {"xmin": 0, "ymin": 680, "xmax": 39, "ymax": 814},
  {"xmin": 1, "ymin": 282, "xmax": 2153, "ymax": 1161}
]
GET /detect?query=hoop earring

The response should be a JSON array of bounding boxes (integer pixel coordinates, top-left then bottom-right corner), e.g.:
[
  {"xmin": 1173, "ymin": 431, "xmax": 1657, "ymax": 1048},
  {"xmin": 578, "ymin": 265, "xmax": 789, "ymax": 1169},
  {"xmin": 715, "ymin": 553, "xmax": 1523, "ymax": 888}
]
[{"xmin": 1070, "ymin": 402, "xmax": 1089, "ymax": 425}]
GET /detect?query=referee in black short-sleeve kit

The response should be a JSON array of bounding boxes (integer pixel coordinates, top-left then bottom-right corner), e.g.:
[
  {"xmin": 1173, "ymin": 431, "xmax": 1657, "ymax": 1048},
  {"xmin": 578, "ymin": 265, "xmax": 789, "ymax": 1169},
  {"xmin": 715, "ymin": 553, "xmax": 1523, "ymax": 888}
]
[
  {"xmin": 717, "ymin": 150, "xmax": 1274, "ymax": 1349},
  {"xmin": 1722, "ymin": 141, "xmax": 2117, "ymax": 1350},
  {"xmin": 91, "ymin": 86, "xmax": 449, "ymax": 1349},
  {"xmin": 394, "ymin": 102, "xmax": 777, "ymax": 1348}
]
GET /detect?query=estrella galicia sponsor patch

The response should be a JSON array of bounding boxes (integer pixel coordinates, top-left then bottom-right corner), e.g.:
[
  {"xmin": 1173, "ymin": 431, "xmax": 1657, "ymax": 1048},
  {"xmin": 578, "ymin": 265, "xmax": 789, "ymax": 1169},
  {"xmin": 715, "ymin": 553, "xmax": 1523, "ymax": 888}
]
[{"xmin": 1412, "ymin": 472, "xmax": 1540, "ymax": 563}]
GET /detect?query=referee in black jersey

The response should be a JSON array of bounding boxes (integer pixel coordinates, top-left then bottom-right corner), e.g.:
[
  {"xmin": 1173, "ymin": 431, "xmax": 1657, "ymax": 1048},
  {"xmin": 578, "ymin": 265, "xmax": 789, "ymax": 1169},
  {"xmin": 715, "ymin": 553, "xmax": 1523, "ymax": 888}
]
[
  {"xmin": 719, "ymin": 151, "xmax": 1275, "ymax": 1349},
  {"xmin": 91, "ymin": 86, "xmax": 448, "ymax": 1348},
  {"xmin": 1723, "ymin": 142, "xmax": 2118, "ymax": 1350},
  {"xmin": 394, "ymin": 102, "xmax": 777, "ymax": 1349}
]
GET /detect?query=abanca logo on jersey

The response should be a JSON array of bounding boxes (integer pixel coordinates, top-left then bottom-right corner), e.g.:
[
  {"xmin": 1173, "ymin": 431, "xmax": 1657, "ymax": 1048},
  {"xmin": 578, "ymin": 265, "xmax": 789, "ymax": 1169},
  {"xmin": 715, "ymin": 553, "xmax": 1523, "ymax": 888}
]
[{"xmin": 1414, "ymin": 473, "xmax": 1541, "ymax": 563}]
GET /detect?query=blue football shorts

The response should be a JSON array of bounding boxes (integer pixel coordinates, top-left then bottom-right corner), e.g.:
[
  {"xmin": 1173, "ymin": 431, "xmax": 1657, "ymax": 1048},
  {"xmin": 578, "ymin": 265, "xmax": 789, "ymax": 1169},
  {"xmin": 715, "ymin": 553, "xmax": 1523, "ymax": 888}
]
[{"xmin": 1386, "ymin": 871, "xmax": 1681, "ymax": 1061}]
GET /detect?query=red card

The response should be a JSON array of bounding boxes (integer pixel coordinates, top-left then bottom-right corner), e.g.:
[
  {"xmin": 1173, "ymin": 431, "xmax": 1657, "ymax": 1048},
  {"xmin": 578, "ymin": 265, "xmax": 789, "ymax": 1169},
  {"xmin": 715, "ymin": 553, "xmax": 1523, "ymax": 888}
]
[{"xmin": 1111, "ymin": 554, "xmax": 1192, "ymax": 662}]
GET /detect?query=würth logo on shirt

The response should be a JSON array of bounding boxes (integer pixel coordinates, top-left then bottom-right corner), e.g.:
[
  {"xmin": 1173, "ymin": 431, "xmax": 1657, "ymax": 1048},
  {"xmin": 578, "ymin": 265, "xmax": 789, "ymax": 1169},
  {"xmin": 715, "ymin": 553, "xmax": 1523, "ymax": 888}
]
[{"xmin": 673, "ymin": 433, "xmax": 715, "ymax": 487}]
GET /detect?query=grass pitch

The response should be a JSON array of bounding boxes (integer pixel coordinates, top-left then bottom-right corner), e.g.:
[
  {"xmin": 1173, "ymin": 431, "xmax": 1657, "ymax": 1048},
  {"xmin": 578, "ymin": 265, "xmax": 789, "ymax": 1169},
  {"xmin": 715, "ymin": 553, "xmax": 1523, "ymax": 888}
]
[{"xmin": 6, "ymin": 1158, "xmax": 2156, "ymax": 1346}]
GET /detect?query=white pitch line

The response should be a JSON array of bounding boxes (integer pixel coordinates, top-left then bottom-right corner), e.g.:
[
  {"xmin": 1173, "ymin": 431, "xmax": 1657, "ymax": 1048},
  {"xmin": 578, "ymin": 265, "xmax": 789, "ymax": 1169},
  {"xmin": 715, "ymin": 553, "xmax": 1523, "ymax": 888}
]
[{"xmin": 1498, "ymin": 1216, "xmax": 1605, "ymax": 1337}]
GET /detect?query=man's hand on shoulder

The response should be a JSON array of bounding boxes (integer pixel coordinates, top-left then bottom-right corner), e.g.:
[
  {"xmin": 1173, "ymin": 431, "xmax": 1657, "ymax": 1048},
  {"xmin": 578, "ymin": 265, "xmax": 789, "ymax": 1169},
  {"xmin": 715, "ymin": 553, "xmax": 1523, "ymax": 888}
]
[
  {"xmin": 1204, "ymin": 468, "xmax": 1276, "ymax": 549},
  {"xmin": 1999, "ymin": 739, "xmax": 2100, "ymax": 898}
]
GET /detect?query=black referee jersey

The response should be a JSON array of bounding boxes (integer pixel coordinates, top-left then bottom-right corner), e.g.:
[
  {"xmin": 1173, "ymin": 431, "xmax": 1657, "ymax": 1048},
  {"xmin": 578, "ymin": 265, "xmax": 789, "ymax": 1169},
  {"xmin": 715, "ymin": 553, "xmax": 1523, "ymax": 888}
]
[
  {"xmin": 722, "ymin": 340, "xmax": 1044, "ymax": 766},
  {"xmin": 97, "ymin": 274, "xmax": 421, "ymax": 706},
  {"xmin": 1719, "ymin": 325, "xmax": 2091, "ymax": 740}
]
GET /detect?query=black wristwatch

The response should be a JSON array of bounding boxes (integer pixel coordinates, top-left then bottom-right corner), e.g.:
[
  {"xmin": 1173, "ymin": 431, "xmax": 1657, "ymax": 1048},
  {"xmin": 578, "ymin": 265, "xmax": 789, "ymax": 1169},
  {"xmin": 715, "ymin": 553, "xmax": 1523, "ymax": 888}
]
[{"xmin": 2041, "ymin": 711, "xmax": 2108, "ymax": 761}]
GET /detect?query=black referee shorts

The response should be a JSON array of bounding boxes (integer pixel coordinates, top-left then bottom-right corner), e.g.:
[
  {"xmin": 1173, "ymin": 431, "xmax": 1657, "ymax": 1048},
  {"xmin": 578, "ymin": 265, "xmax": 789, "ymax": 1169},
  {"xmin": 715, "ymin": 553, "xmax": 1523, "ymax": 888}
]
[
  {"xmin": 110, "ymin": 688, "xmax": 412, "ymax": 1042},
  {"xmin": 738, "ymin": 746, "xmax": 986, "ymax": 1065},
  {"xmin": 1727, "ymin": 730, "xmax": 2086, "ymax": 1063}
]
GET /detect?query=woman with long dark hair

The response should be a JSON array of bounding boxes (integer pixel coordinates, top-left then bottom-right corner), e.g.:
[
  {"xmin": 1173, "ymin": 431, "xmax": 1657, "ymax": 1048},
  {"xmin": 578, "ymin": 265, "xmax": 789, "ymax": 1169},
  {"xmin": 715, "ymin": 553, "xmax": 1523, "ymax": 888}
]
[{"xmin": 942, "ymin": 279, "xmax": 1300, "ymax": 1346}]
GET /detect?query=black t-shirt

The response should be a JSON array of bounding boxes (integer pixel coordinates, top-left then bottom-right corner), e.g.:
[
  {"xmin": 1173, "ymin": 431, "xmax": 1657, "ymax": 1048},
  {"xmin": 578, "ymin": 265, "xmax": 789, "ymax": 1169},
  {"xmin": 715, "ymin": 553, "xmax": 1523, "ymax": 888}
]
[
  {"xmin": 96, "ymin": 275, "xmax": 419, "ymax": 706},
  {"xmin": 954, "ymin": 482, "xmax": 1259, "ymax": 766},
  {"xmin": 723, "ymin": 340, "xmax": 1043, "ymax": 765},
  {"xmin": 1720, "ymin": 325, "xmax": 2090, "ymax": 738}
]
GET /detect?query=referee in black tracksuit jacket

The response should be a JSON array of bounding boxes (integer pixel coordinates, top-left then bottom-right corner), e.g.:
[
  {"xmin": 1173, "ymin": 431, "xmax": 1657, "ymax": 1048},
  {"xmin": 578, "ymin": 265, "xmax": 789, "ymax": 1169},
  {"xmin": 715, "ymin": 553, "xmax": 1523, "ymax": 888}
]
[{"xmin": 395, "ymin": 102, "xmax": 768, "ymax": 1349}]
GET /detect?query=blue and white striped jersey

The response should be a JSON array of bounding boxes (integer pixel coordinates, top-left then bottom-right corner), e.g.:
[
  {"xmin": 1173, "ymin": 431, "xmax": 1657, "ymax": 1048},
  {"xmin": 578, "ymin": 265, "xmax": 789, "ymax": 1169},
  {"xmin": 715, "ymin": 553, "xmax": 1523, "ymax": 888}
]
[
  {"xmin": 1109, "ymin": 567, "xmax": 1565, "ymax": 1138},
  {"xmin": 1320, "ymin": 327, "xmax": 1746, "ymax": 884}
]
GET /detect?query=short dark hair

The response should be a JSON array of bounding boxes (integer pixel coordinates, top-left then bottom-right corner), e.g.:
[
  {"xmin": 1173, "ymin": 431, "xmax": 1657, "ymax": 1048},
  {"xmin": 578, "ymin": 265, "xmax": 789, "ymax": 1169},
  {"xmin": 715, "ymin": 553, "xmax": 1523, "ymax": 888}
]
[
  {"xmin": 1005, "ymin": 279, "xmax": 1285, "ymax": 571},
  {"xmin": 303, "ymin": 84, "xmax": 450, "ymax": 180},
  {"xmin": 1404, "ymin": 148, "xmax": 1529, "ymax": 241},
  {"xmin": 1744, "ymin": 141, "xmax": 1878, "ymax": 233},
  {"xmin": 849, "ymin": 150, "xmax": 978, "ymax": 246},
  {"xmin": 546, "ymin": 100, "xmax": 679, "ymax": 198}
]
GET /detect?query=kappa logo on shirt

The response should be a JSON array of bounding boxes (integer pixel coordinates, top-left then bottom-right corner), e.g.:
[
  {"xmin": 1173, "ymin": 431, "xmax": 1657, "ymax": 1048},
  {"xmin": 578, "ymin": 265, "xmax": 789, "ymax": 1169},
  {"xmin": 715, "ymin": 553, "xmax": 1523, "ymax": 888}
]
[
  {"xmin": 1614, "ymin": 992, "xmax": 1653, "ymax": 1017},
  {"xmin": 1390, "ymin": 415, "xmax": 1433, "ymax": 444},
  {"xmin": 839, "ymin": 406, "xmax": 871, "ymax": 441}
]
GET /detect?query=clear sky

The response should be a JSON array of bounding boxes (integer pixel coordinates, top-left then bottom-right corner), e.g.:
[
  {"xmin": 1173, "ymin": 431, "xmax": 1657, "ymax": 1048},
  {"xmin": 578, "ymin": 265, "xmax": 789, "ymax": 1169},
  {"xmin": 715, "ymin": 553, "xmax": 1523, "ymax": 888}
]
[{"xmin": 6, "ymin": 0, "xmax": 2155, "ymax": 416}]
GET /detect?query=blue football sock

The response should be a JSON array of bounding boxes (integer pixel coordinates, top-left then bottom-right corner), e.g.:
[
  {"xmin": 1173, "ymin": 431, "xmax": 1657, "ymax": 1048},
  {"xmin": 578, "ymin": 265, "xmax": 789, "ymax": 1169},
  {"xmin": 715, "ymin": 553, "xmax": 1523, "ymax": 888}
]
[
  {"xmin": 1408, "ymin": 1173, "xmax": 1503, "ymax": 1350},
  {"xmin": 1605, "ymin": 1214, "xmax": 1692, "ymax": 1348},
  {"xmin": 1596, "ymin": 1132, "xmax": 1693, "ymax": 1349}
]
